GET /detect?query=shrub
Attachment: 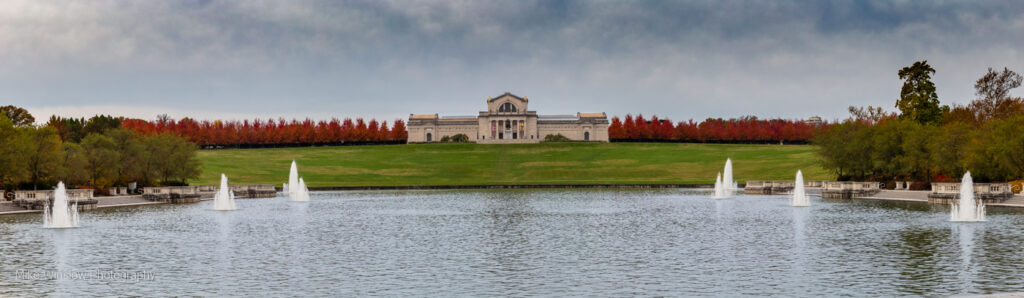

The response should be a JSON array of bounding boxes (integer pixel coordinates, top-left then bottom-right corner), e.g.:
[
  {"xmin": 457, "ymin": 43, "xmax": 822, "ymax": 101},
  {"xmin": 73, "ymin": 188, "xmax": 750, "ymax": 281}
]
[
  {"xmin": 544, "ymin": 134, "xmax": 570, "ymax": 142},
  {"xmin": 450, "ymin": 134, "xmax": 469, "ymax": 143}
]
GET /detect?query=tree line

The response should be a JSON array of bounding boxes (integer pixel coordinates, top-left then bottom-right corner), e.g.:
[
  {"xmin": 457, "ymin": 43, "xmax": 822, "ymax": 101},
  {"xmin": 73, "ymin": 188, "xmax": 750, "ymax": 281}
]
[
  {"xmin": 608, "ymin": 114, "xmax": 826, "ymax": 143},
  {"xmin": 815, "ymin": 61, "xmax": 1024, "ymax": 184},
  {"xmin": 1, "ymin": 111, "xmax": 201, "ymax": 195},
  {"xmin": 121, "ymin": 116, "xmax": 408, "ymax": 148}
]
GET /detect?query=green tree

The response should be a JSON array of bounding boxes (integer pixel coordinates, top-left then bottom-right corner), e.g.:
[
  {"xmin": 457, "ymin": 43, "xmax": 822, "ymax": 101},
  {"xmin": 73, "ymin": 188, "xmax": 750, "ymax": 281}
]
[
  {"xmin": 146, "ymin": 134, "xmax": 201, "ymax": 185},
  {"xmin": 22, "ymin": 126, "xmax": 63, "ymax": 190},
  {"xmin": 899, "ymin": 121, "xmax": 936, "ymax": 181},
  {"xmin": 981, "ymin": 116, "xmax": 1024, "ymax": 180},
  {"xmin": 0, "ymin": 115, "xmax": 28, "ymax": 192},
  {"xmin": 57, "ymin": 142, "xmax": 89, "ymax": 187},
  {"xmin": 81, "ymin": 133, "xmax": 118, "ymax": 189},
  {"xmin": 965, "ymin": 120, "xmax": 1013, "ymax": 182},
  {"xmin": 896, "ymin": 61, "xmax": 947, "ymax": 124},
  {"xmin": 134, "ymin": 135, "xmax": 166, "ymax": 186},
  {"xmin": 929, "ymin": 122, "xmax": 972, "ymax": 179},
  {"xmin": 167, "ymin": 135, "xmax": 201, "ymax": 185},
  {"xmin": 47, "ymin": 116, "xmax": 87, "ymax": 142},
  {"xmin": 105, "ymin": 128, "xmax": 142, "ymax": 187},
  {"xmin": 0, "ymin": 105, "xmax": 35, "ymax": 127},
  {"xmin": 815, "ymin": 122, "xmax": 858, "ymax": 179},
  {"xmin": 84, "ymin": 115, "xmax": 122, "ymax": 136},
  {"xmin": 869, "ymin": 119, "xmax": 907, "ymax": 180}
]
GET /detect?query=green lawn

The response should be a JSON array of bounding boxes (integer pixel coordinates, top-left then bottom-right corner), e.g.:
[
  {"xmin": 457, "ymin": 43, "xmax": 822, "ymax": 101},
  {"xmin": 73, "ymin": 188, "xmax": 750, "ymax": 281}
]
[{"xmin": 195, "ymin": 142, "xmax": 832, "ymax": 187}]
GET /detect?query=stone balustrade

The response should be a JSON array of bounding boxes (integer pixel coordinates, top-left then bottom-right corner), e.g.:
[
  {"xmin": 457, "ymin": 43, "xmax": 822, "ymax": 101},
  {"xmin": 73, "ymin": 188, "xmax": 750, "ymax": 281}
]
[
  {"xmin": 11, "ymin": 189, "xmax": 98, "ymax": 210},
  {"xmin": 229, "ymin": 184, "xmax": 277, "ymax": 198},
  {"xmin": 744, "ymin": 180, "xmax": 795, "ymax": 194},
  {"xmin": 821, "ymin": 181, "xmax": 882, "ymax": 199},
  {"xmin": 928, "ymin": 182, "xmax": 1013, "ymax": 204},
  {"xmin": 745, "ymin": 180, "xmax": 825, "ymax": 195},
  {"xmin": 142, "ymin": 186, "xmax": 202, "ymax": 203}
]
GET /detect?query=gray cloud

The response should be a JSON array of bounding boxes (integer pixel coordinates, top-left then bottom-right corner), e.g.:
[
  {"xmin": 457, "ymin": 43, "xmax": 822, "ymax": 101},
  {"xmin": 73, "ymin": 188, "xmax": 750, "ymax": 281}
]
[{"xmin": 2, "ymin": 0, "xmax": 1022, "ymax": 123}]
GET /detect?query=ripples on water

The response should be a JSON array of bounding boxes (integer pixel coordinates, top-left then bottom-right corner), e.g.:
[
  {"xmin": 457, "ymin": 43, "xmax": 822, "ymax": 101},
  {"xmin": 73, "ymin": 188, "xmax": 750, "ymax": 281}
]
[{"xmin": 2, "ymin": 189, "xmax": 1024, "ymax": 296}]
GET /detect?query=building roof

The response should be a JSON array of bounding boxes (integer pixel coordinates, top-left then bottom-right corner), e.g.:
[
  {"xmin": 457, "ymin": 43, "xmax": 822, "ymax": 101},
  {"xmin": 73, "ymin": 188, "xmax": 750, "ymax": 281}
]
[
  {"xmin": 579, "ymin": 112, "xmax": 606, "ymax": 118},
  {"xmin": 440, "ymin": 115, "xmax": 477, "ymax": 120},
  {"xmin": 487, "ymin": 92, "xmax": 527, "ymax": 103},
  {"xmin": 538, "ymin": 114, "xmax": 579, "ymax": 121},
  {"xmin": 410, "ymin": 114, "xmax": 438, "ymax": 120}
]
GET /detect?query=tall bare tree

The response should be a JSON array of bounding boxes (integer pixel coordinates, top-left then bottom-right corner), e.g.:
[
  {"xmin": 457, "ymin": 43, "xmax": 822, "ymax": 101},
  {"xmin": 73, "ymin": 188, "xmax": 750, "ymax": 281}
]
[{"xmin": 970, "ymin": 67, "xmax": 1023, "ymax": 122}]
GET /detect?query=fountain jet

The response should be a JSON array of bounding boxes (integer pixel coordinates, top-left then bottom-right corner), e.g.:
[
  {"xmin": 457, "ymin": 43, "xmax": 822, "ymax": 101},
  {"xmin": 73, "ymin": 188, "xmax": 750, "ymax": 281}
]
[
  {"xmin": 713, "ymin": 172, "xmax": 728, "ymax": 199},
  {"xmin": 791, "ymin": 170, "xmax": 810, "ymax": 207},
  {"xmin": 950, "ymin": 172, "xmax": 984, "ymax": 222},
  {"xmin": 44, "ymin": 182, "xmax": 78, "ymax": 228},
  {"xmin": 213, "ymin": 174, "xmax": 237, "ymax": 211},
  {"xmin": 723, "ymin": 158, "xmax": 737, "ymax": 193},
  {"xmin": 294, "ymin": 178, "xmax": 310, "ymax": 202},
  {"xmin": 286, "ymin": 161, "xmax": 310, "ymax": 202}
]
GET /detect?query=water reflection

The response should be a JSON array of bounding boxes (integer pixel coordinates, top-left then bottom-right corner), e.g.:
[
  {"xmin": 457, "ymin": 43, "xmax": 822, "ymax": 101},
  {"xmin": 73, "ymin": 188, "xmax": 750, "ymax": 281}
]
[
  {"xmin": 286, "ymin": 198, "xmax": 310, "ymax": 291},
  {"xmin": 52, "ymin": 229, "xmax": 75, "ymax": 297},
  {"xmin": 789, "ymin": 207, "xmax": 809, "ymax": 291},
  {"xmin": 955, "ymin": 224, "xmax": 978, "ymax": 294},
  {"xmin": 213, "ymin": 208, "xmax": 234, "ymax": 292},
  {"xmin": 482, "ymin": 191, "xmax": 533, "ymax": 295}
]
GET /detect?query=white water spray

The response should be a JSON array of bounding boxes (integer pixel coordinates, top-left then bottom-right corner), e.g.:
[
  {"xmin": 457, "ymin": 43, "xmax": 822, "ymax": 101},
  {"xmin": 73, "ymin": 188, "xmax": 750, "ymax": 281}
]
[
  {"xmin": 723, "ymin": 158, "xmax": 737, "ymax": 193},
  {"xmin": 713, "ymin": 172, "xmax": 727, "ymax": 199},
  {"xmin": 286, "ymin": 161, "xmax": 310, "ymax": 202},
  {"xmin": 950, "ymin": 172, "xmax": 984, "ymax": 222},
  {"xmin": 44, "ymin": 182, "xmax": 78, "ymax": 228},
  {"xmin": 213, "ymin": 174, "xmax": 237, "ymax": 211},
  {"xmin": 791, "ymin": 170, "xmax": 810, "ymax": 207}
]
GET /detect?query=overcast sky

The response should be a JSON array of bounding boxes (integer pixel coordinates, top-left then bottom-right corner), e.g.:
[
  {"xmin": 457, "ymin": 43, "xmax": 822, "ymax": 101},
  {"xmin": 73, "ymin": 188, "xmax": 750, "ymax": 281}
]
[{"xmin": 3, "ymin": 0, "xmax": 1023, "ymax": 123}]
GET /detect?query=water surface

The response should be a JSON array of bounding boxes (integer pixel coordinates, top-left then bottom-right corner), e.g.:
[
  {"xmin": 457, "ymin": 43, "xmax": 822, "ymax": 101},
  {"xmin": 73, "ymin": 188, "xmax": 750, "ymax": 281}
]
[{"xmin": 2, "ymin": 189, "xmax": 1024, "ymax": 296}]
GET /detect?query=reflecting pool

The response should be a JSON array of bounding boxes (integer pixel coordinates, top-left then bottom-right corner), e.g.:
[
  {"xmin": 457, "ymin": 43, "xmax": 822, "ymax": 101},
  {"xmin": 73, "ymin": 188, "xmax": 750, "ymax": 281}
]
[{"xmin": 2, "ymin": 189, "xmax": 1024, "ymax": 296}]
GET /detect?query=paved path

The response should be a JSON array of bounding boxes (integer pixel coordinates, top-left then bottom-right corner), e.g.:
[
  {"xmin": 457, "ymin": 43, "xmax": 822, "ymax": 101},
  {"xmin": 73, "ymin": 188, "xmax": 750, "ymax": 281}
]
[
  {"xmin": 0, "ymin": 195, "xmax": 167, "ymax": 215},
  {"xmin": 857, "ymin": 190, "xmax": 930, "ymax": 202},
  {"xmin": 853, "ymin": 190, "xmax": 1024, "ymax": 208},
  {"xmin": 989, "ymin": 195, "xmax": 1024, "ymax": 208}
]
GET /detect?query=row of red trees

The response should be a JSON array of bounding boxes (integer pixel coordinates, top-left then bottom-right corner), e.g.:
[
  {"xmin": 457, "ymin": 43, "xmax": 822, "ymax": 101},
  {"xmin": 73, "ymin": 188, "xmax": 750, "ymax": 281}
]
[
  {"xmin": 122, "ymin": 117, "xmax": 407, "ymax": 147},
  {"xmin": 121, "ymin": 114, "xmax": 824, "ymax": 147},
  {"xmin": 609, "ymin": 114, "xmax": 828, "ymax": 143}
]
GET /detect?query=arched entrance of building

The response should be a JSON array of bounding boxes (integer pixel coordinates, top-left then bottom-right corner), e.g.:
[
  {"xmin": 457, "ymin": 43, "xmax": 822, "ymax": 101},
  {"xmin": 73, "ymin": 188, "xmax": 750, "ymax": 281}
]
[
  {"xmin": 426, "ymin": 133, "xmax": 432, "ymax": 142},
  {"xmin": 584, "ymin": 131, "xmax": 590, "ymax": 141}
]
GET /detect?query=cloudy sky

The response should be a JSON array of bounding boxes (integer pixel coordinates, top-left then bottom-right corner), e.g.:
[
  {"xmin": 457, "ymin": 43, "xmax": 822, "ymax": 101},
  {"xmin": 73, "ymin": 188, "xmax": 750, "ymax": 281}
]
[{"xmin": 2, "ymin": 0, "xmax": 1023, "ymax": 123}]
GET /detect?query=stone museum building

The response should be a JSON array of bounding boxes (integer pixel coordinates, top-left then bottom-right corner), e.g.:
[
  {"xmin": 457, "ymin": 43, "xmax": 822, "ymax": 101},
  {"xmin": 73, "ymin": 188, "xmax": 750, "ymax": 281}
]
[{"xmin": 407, "ymin": 92, "xmax": 609, "ymax": 143}]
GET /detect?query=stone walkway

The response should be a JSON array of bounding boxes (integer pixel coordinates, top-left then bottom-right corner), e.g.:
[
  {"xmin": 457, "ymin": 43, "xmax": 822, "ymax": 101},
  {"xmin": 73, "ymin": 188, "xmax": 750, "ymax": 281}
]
[
  {"xmin": 851, "ymin": 190, "xmax": 1024, "ymax": 208},
  {"xmin": 857, "ymin": 190, "xmax": 930, "ymax": 202},
  {"xmin": 0, "ymin": 195, "xmax": 166, "ymax": 215},
  {"xmin": 989, "ymin": 195, "xmax": 1024, "ymax": 208},
  {"xmin": 0, "ymin": 202, "xmax": 28, "ymax": 213}
]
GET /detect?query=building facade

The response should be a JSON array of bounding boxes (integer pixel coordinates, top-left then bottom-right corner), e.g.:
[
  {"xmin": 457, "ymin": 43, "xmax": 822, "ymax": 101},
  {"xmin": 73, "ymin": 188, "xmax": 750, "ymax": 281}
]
[{"xmin": 407, "ymin": 92, "xmax": 609, "ymax": 143}]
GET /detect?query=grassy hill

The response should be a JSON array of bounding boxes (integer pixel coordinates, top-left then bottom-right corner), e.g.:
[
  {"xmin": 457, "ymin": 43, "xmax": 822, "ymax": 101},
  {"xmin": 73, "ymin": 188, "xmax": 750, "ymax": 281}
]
[{"xmin": 195, "ymin": 142, "xmax": 831, "ymax": 187}]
